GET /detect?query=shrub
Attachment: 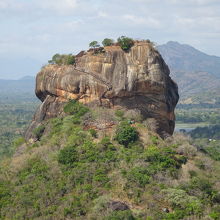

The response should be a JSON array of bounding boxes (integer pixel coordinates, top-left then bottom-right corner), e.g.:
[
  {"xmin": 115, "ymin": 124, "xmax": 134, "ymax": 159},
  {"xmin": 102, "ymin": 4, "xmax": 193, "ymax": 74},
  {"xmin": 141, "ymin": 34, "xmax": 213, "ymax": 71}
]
[
  {"xmin": 79, "ymin": 141, "xmax": 99, "ymax": 162},
  {"xmin": 13, "ymin": 136, "xmax": 25, "ymax": 147},
  {"xmin": 210, "ymin": 206, "xmax": 220, "ymax": 220},
  {"xmin": 99, "ymin": 136, "xmax": 116, "ymax": 151},
  {"xmin": 105, "ymin": 210, "xmax": 135, "ymax": 220},
  {"xmin": 197, "ymin": 140, "xmax": 220, "ymax": 161},
  {"xmin": 176, "ymin": 144, "xmax": 197, "ymax": 158},
  {"xmin": 195, "ymin": 159, "xmax": 206, "ymax": 170},
  {"xmin": 124, "ymin": 109, "xmax": 143, "ymax": 123},
  {"xmin": 65, "ymin": 55, "xmax": 75, "ymax": 65},
  {"xmin": 58, "ymin": 145, "xmax": 78, "ymax": 167},
  {"xmin": 162, "ymin": 188, "xmax": 202, "ymax": 216},
  {"xmin": 143, "ymin": 146, "xmax": 180, "ymax": 169},
  {"xmin": 115, "ymin": 122, "xmax": 138, "ymax": 146},
  {"xmin": 89, "ymin": 129, "xmax": 97, "ymax": 138},
  {"xmin": 63, "ymin": 195, "xmax": 87, "ymax": 217},
  {"xmin": 33, "ymin": 124, "xmax": 45, "ymax": 140},
  {"xmin": 102, "ymin": 38, "xmax": 114, "ymax": 47},
  {"xmin": 188, "ymin": 170, "xmax": 197, "ymax": 178},
  {"xmin": 117, "ymin": 36, "xmax": 134, "ymax": 51},
  {"xmin": 89, "ymin": 41, "xmax": 100, "ymax": 49},
  {"xmin": 0, "ymin": 181, "xmax": 11, "ymax": 214},
  {"xmin": 100, "ymin": 136, "xmax": 112, "ymax": 147},
  {"xmin": 18, "ymin": 157, "xmax": 49, "ymax": 181},
  {"xmin": 126, "ymin": 167, "xmax": 151, "ymax": 187},
  {"xmin": 92, "ymin": 195, "xmax": 111, "ymax": 217},
  {"xmin": 143, "ymin": 118, "xmax": 159, "ymax": 132},
  {"xmin": 48, "ymin": 53, "xmax": 75, "ymax": 65},
  {"xmin": 190, "ymin": 177, "xmax": 214, "ymax": 196},
  {"xmin": 93, "ymin": 168, "xmax": 110, "ymax": 186},
  {"xmin": 212, "ymin": 192, "xmax": 220, "ymax": 203},
  {"xmin": 140, "ymin": 145, "xmax": 187, "ymax": 178},
  {"xmin": 151, "ymin": 136, "xmax": 159, "ymax": 144},
  {"xmin": 115, "ymin": 110, "xmax": 124, "ymax": 119},
  {"xmin": 205, "ymin": 144, "xmax": 220, "ymax": 161},
  {"xmin": 64, "ymin": 100, "xmax": 89, "ymax": 117},
  {"xmin": 28, "ymin": 158, "xmax": 48, "ymax": 176}
]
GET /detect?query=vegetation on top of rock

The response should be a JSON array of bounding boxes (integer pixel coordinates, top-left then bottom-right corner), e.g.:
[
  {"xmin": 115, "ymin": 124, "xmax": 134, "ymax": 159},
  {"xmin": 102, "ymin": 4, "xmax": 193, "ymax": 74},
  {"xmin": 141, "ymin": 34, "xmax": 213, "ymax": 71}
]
[
  {"xmin": 102, "ymin": 38, "xmax": 114, "ymax": 47},
  {"xmin": 89, "ymin": 41, "xmax": 100, "ymax": 49},
  {"xmin": 88, "ymin": 36, "xmax": 134, "ymax": 51},
  {"xmin": 117, "ymin": 36, "xmax": 134, "ymax": 51},
  {"xmin": 48, "ymin": 53, "xmax": 75, "ymax": 65}
]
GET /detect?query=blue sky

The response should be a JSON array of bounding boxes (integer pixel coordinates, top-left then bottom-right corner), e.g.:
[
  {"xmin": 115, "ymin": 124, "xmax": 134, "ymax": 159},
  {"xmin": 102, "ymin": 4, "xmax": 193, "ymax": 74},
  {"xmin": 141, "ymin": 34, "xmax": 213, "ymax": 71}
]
[{"xmin": 0, "ymin": 0, "xmax": 220, "ymax": 79}]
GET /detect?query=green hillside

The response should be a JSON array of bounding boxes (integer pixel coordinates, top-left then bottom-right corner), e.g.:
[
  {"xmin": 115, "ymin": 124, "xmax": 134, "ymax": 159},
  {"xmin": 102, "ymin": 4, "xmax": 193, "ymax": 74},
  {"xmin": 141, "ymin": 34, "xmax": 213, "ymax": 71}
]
[{"xmin": 0, "ymin": 101, "xmax": 219, "ymax": 220}]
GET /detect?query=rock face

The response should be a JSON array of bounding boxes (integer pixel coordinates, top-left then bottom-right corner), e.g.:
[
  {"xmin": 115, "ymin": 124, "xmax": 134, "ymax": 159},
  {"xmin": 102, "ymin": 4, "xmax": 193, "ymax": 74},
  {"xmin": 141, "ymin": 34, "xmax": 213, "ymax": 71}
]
[{"xmin": 25, "ymin": 41, "xmax": 179, "ymax": 139}]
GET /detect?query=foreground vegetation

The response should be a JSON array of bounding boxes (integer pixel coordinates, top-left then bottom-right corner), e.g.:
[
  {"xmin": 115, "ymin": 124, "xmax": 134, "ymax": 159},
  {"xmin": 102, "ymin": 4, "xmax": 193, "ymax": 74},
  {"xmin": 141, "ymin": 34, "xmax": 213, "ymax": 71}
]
[{"xmin": 0, "ymin": 101, "xmax": 219, "ymax": 219}]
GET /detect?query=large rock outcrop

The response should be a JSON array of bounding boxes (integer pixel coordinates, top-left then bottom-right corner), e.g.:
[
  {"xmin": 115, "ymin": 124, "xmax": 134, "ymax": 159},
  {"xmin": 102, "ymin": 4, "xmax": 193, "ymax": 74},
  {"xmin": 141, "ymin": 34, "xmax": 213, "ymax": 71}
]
[{"xmin": 25, "ymin": 41, "xmax": 179, "ymax": 139}]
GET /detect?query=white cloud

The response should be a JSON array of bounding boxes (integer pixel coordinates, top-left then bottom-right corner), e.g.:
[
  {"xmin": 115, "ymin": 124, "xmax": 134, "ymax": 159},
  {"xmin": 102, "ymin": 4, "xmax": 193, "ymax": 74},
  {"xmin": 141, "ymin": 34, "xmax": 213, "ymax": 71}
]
[
  {"xmin": 122, "ymin": 14, "xmax": 160, "ymax": 28},
  {"xmin": 0, "ymin": 1, "xmax": 8, "ymax": 9},
  {"xmin": 39, "ymin": 0, "xmax": 78, "ymax": 13},
  {"xmin": 168, "ymin": 0, "xmax": 219, "ymax": 5},
  {"xmin": 98, "ymin": 11, "xmax": 108, "ymax": 18},
  {"xmin": 0, "ymin": 0, "xmax": 24, "ymax": 10}
]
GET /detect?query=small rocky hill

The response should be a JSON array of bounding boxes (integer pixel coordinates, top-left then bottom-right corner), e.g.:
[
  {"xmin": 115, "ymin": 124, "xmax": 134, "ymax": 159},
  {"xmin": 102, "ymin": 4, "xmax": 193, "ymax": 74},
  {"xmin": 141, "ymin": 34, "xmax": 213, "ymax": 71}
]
[{"xmin": 26, "ymin": 41, "xmax": 179, "ymax": 139}]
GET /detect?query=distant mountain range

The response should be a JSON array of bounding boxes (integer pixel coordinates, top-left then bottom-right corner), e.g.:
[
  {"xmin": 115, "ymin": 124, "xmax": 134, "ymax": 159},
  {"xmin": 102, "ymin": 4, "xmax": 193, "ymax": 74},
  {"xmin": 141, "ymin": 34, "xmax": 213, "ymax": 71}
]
[
  {"xmin": 0, "ymin": 76, "xmax": 35, "ymax": 94},
  {"xmin": 0, "ymin": 76, "xmax": 38, "ymax": 103},
  {"xmin": 157, "ymin": 41, "xmax": 220, "ymax": 104}
]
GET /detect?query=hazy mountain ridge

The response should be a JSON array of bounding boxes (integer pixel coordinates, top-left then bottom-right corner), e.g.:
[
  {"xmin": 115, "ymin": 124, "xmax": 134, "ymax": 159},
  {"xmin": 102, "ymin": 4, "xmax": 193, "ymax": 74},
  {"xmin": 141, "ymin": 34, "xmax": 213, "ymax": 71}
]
[
  {"xmin": 157, "ymin": 41, "xmax": 220, "ymax": 104},
  {"xmin": 0, "ymin": 76, "xmax": 35, "ymax": 94},
  {"xmin": 157, "ymin": 41, "xmax": 220, "ymax": 78},
  {"xmin": 0, "ymin": 76, "xmax": 38, "ymax": 103}
]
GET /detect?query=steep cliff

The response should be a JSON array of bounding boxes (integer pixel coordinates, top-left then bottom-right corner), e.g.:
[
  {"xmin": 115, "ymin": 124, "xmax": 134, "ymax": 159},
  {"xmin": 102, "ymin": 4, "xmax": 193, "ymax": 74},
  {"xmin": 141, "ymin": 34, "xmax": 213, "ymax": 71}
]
[{"xmin": 25, "ymin": 41, "xmax": 178, "ymax": 139}]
